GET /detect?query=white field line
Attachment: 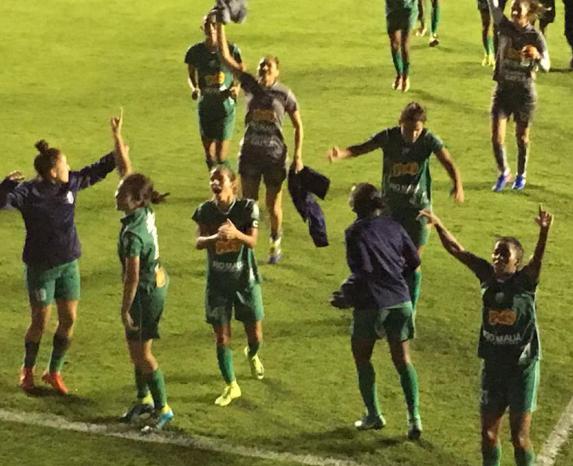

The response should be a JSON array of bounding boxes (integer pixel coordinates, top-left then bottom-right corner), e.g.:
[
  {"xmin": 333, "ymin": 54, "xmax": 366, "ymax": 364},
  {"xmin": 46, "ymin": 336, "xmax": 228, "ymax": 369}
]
[
  {"xmin": 537, "ymin": 396, "xmax": 573, "ymax": 466},
  {"xmin": 0, "ymin": 409, "xmax": 366, "ymax": 466}
]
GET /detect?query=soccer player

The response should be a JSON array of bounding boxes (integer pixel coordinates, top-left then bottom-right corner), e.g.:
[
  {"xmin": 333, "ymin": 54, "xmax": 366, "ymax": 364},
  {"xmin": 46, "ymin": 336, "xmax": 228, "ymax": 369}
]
[
  {"xmin": 478, "ymin": 0, "xmax": 508, "ymax": 66},
  {"xmin": 0, "ymin": 130, "xmax": 118, "ymax": 395},
  {"xmin": 416, "ymin": 0, "xmax": 442, "ymax": 46},
  {"xmin": 331, "ymin": 183, "xmax": 422, "ymax": 439},
  {"xmin": 327, "ymin": 102, "xmax": 464, "ymax": 315},
  {"xmin": 488, "ymin": 0, "xmax": 550, "ymax": 192},
  {"xmin": 111, "ymin": 113, "xmax": 173, "ymax": 432},
  {"xmin": 215, "ymin": 19, "xmax": 304, "ymax": 264},
  {"xmin": 185, "ymin": 15, "xmax": 243, "ymax": 170},
  {"xmin": 193, "ymin": 165, "xmax": 265, "ymax": 407},
  {"xmin": 418, "ymin": 205, "xmax": 553, "ymax": 466},
  {"xmin": 385, "ymin": 0, "xmax": 419, "ymax": 91}
]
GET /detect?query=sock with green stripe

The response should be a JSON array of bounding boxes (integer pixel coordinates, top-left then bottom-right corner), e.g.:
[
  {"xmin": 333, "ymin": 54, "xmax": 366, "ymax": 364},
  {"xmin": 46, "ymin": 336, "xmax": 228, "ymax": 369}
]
[
  {"xmin": 482, "ymin": 443, "xmax": 502, "ymax": 466},
  {"xmin": 247, "ymin": 340, "xmax": 261, "ymax": 359},
  {"xmin": 430, "ymin": 1, "xmax": 440, "ymax": 35},
  {"xmin": 356, "ymin": 361, "xmax": 381, "ymax": 418},
  {"xmin": 514, "ymin": 448, "xmax": 535, "ymax": 466},
  {"xmin": 217, "ymin": 346, "xmax": 236, "ymax": 384},
  {"xmin": 398, "ymin": 363, "xmax": 420, "ymax": 420},
  {"xmin": 145, "ymin": 369, "xmax": 168, "ymax": 411},
  {"xmin": 24, "ymin": 340, "xmax": 40, "ymax": 369},
  {"xmin": 391, "ymin": 50, "xmax": 404, "ymax": 76},
  {"xmin": 134, "ymin": 367, "xmax": 150, "ymax": 399},
  {"xmin": 403, "ymin": 60, "xmax": 410, "ymax": 79},
  {"xmin": 48, "ymin": 334, "xmax": 71, "ymax": 373},
  {"xmin": 486, "ymin": 36, "xmax": 494, "ymax": 55}
]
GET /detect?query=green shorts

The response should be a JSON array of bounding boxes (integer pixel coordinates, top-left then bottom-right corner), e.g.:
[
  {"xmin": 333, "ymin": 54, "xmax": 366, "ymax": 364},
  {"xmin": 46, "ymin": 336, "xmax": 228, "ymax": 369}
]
[
  {"xmin": 386, "ymin": 7, "xmax": 418, "ymax": 34},
  {"xmin": 205, "ymin": 282, "xmax": 264, "ymax": 326},
  {"xmin": 480, "ymin": 359, "xmax": 540, "ymax": 414},
  {"xmin": 387, "ymin": 208, "xmax": 430, "ymax": 248},
  {"xmin": 198, "ymin": 104, "xmax": 236, "ymax": 141},
  {"xmin": 25, "ymin": 260, "xmax": 80, "ymax": 307},
  {"xmin": 351, "ymin": 302, "xmax": 414, "ymax": 341},
  {"xmin": 126, "ymin": 275, "xmax": 169, "ymax": 341}
]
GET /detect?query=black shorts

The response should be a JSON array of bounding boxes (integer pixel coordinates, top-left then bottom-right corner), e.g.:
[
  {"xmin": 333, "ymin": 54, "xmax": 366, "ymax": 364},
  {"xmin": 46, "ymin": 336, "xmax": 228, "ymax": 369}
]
[
  {"xmin": 491, "ymin": 82, "xmax": 537, "ymax": 124},
  {"xmin": 238, "ymin": 155, "xmax": 287, "ymax": 187}
]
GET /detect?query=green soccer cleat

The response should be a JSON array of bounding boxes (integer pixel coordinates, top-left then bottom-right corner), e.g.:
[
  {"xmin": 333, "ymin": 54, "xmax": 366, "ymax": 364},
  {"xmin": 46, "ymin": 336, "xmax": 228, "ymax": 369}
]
[
  {"xmin": 244, "ymin": 346, "xmax": 264, "ymax": 380},
  {"xmin": 407, "ymin": 416, "xmax": 423, "ymax": 440},
  {"xmin": 214, "ymin": 381, "xmax": 242, "ymax": 407},
  {"xmin": 354, "ymin": 414, "xmax": 387, "ymax": 431}
]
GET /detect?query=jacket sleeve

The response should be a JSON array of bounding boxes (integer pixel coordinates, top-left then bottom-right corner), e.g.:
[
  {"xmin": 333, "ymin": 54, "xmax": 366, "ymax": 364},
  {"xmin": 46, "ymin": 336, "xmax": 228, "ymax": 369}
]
[
  {"xmin": 0, "ymin": 179, "xmax": 27, "ymax": 210},
  {"xmin": 68, "ymin": 152, "xmax": 116, "ymax": 192}
]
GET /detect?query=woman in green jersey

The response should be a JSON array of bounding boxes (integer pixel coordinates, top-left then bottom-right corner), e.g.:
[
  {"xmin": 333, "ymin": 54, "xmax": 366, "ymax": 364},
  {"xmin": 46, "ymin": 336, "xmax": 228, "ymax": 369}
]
[
  {"xmin": 112, "ymin": 113, "xmax": 173, "ymax": 432},
  {"xmin": 418, "ymin": 206, "xmax": 553, "ymax": 466},
  {"xmin": 193, "ymin": 165, "xmax": 265, "ymax": 407},
  {"xmin": 185, "ymin": 15, "xmax": 243, "ymax": 169}
]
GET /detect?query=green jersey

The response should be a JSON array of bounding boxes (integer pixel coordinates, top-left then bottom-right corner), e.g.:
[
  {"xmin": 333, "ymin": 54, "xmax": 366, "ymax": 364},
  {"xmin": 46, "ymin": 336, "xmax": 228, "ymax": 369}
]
[
  {"xmin": 467, "ymin": 254, "xmax": 540, "ymax": 367},
  {"xmin": 118, "ymin": 207, "xmax": 161, "ymax": 292},
  {"xmin": 366, "ymin": 126, "xmax": 444, "ymax": 211},
  {"xmin": 386, "ymin": 0, "xmax": 417, "ymax": 15},
  {"xmin": 192, "ymin": 199, "xmax": 260, "ymax": 290},
  {"xmin": 184, "ymin": 41, "xmax": 242, "ymax": 117}
]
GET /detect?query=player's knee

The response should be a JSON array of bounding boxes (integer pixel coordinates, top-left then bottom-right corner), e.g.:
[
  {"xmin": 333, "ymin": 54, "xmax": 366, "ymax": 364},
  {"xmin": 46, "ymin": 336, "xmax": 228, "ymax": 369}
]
[
  {"xmin": 481, "ymin": 427, "xmax": 499, "ymax": 446},
  {"xmin": 511, "ymin": 431, "xmax": 530, "ymax": 450}
]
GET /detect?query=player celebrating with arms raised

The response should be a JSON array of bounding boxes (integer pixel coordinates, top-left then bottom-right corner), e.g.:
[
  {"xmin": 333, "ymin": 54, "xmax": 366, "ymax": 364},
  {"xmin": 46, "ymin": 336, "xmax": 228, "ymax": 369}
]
[
  {"xmin": 487, "ymin": 0, "xmax": 550, "ymax": 192},
  {"xmin": 193, "ymin": 165, "xmax": 265, "ymax": 407},
  {"xmin": 185, "ymin": 15, "xmax": 243, "ymax": 170},
  {"xmin": 328, "ymin": 102, "xmax": 463, "ymax": 315},
  {"xmin": 419, "ymin": 206, "xmax": 552, "ymax": 466}
]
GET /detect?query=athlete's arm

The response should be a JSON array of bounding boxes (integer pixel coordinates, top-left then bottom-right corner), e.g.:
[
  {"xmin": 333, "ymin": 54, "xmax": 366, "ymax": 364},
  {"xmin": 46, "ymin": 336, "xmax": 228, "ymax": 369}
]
[
  {"xmin": 327, "ymin": 138, "xmax": 380, "ymax": 163},
  {"xmin": 195, "ymin": 223, "xmax": 219, "ymax": 250},
  {"xmin": 216, "ymin": 22, "xmax": 245, "ymax": 78},
  {"xmin": 110, "ymin": 108, "xmax": 132, "ymax": 178},
  {"xmin": 0, "ymin": 171, "xmax": 25, "ymax": 209},
  {"xmin": 218, "ymin": 219, "xmax": 258, "ymax": 248},
  {"xmin": 288, "ymin": 109, "xmax": 304, "ymax": 173},
  {"xmin": 434, "ymin": 147, "xmax": 464, "ymax": 203},
  {"xmin": 121, "ymin": 256, "xmax": 140, "ymax": 332},
  {"xmin": 522, "ymin": 205, "xmax": 553, "ymax": 283},
  {"xmin": 486, "ymin": 0, "xmax": 504, "ymax": 25},
  {"xmin": 188, "ymin": 64, "xmax": 200, "ymax": 100}
]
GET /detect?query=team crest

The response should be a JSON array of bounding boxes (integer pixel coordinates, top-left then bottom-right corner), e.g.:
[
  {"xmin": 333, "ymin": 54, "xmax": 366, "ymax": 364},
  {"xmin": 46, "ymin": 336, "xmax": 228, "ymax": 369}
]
[
  {"xmin": 494, "ymin": 292, "xmax": 505, "ymax": 304},
  {"xmin": 66, "ymin": 191, "xmax": 74, "ymax": 204}
]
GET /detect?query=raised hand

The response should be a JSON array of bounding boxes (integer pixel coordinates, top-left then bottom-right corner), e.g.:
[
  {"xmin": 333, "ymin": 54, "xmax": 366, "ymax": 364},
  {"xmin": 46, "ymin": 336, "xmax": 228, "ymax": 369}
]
[
  {"xmin": 4, "ymin": 171, "xmax": 25, "ymax": 183},
  {"xmin": 417, "ymin": 209, "xmax": 441, "ymax": 226},
  {"xmin": 111, "ymin": 107, "xmax": 124, "ymax": 135},
  {"xmin": 535, "ymin": 204, "xmax": 553, "ymax": 231},
  {"xmin": 327, "ymin": 146, "xmax": 343, "ymax": 163}
]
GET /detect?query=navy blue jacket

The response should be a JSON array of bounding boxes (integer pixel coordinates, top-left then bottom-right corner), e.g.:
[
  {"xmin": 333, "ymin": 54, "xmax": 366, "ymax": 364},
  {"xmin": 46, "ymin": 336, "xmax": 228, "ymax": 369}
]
[
  {"xmin": 0, "ymin": 153, "xmax": 116, "ymax": 267},
  {"xmin": 342, "ymin": 215, "xmax": 420, "ymax": 310},
  {"xmin": 215, "ymin": 0, "xmax": 247, "ymax": 24},
  {"xmin": 287, "ymin": 166, "xmax": 330, "ymax": 247}
]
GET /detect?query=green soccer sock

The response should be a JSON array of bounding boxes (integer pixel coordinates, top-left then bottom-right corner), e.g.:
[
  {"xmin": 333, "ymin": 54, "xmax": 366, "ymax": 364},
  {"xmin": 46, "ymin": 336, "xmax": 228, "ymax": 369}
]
[
  {"xmin": 399, "ymin": 363, "xmax": 420, "ymax": 420},
  {"xmin": 486, "ymin": 36, "xmax": 494, "ymax": 55},
  {"xmin": 247, "ymin": 340, "xmax": 261, "ymax": 359},
  {"xmin": 391, "ymin": 50, "xmax": 404, "ymax": 75},
  {"xmin": 217, "ymin": 346, "xmax": 236, "ymax": 384},
  {"xmin": 48, "ymin": 334, "xmax": 71, "ymax": 373},
  {"xmin": 356, "ymin": 362, "xmax": 381, "ymax": 418},
  {"xmin": 406, "ymin": 269, "xmax": 422, "ymax": 312},
  {"xmin": 482, "ymin": 443, "xmax": 502, "ymax": 466},
  {"xmin": 514, "ymin": 448, "xmax": 535, "ymax": 466},
  {"xmin": 403, "ymin": 60, "xmax": 410, "ymax": 78},
  {"xmin": 23, "ymin": 340, "xmax": 40, "ymax": 369},
  {"xmin": 145, "ymin": 369, "xmax": 168, "ymax": 411},
  {"xmin": 134, "ymin": 367, "xmax": 150, "ymax": 399},
  {"xmin": 430, "ymin": 2, "xmax": 440, "ymax": 35}
]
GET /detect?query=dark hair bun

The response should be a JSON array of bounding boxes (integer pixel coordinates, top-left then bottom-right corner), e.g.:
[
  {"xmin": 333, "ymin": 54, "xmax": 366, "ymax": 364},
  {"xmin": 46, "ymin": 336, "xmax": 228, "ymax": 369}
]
[{"xmin": 35, "ymin": 140, "xmax": 50, "ymax": 154}]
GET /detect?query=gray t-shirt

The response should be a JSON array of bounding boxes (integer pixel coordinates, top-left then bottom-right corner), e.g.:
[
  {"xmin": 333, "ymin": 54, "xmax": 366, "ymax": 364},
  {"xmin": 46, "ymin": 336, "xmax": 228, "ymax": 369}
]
[{"xmin": 239, "ymin": 72, "xmax": 298, "ymax": 165}]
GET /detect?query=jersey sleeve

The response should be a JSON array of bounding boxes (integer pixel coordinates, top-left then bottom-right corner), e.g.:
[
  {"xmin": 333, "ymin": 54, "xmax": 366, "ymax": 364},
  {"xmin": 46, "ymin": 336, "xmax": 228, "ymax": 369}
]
[
  {"xmin": 191, "ymin": 203, "xmax": 205, "ymax": 224},
  {"xmin": 121, "ymin": 232, "xmax": 143, "ymax": 258},
  {"xmin": 0, "ymin": 179, "xmax": 28, "ymax": 210},
  {"xmin": 427, "ymin": 131, "xmax": 445, "ymax": 154},
  {"xmin": 464, "ymin": 253, "xmax": 493, "ymax": 283},
  {"xmin": 230, "ymin": 43, "xmax": 243, "ymax": 65},
  {"xmin": 245, "ymin": 200, "xmax": 260, "ymax": 229},
  {"xmin": 366, "ymin": 129, "xmax": 389, "ymax": 150},
  {"xmin": 68, "ymin": 152, "xmax": 116, "ymax": 192},
  {"xmin": 239, "ymin": 72, "xmax": 262, "ymax": 96},
  {"xmin": 284, "ymin": 89, "xmax": 298, "ymax": 114},
  {"xmin": 184, "ymin": 45, "xmax": 197, "ymax": 65}
]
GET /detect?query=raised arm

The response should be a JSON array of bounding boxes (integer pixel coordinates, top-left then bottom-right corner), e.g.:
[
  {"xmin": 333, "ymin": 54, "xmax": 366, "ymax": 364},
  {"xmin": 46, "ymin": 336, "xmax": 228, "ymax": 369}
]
[
  {"xmin": 486, "ymin": 0, "xmax": 504, "ymax": 25},
  {"xmin": 327, "ymin": 137, "xmax": 381, "ymax": 163},
  {"xmin": 0, "ymin": 171, "xmax": 25, "ymax": 209},
  {"xmin": 111, "ymin": 108, "xmax": 132, "ymax": 178},
  {"xmin": 216, "ymin": 21, "xmax": 245, "ymax": 78},
  {"xmin": 121, "ymin": 256, "xmax": 140, "ymax": 332},
  {"xmin": 288, "ymin": 109, "xmax": 304, "ymax": 173},
  {"xmin": 187, "ymin": 63, "xmax": 200, "ymax": 101},
  {"xmin": 522, "ymin": 205, "xmax": 553, "ymax": 283},
  {"xmin": 434, "ymin": 147, "xmax": 464, "ymax": 203}
]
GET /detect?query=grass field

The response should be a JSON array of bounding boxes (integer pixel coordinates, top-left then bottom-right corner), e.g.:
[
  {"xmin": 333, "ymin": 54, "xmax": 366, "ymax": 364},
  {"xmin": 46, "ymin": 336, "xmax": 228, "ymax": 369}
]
[{"xmin": 1, "ymin": 1, "xmax": 572, "ymax": 465}]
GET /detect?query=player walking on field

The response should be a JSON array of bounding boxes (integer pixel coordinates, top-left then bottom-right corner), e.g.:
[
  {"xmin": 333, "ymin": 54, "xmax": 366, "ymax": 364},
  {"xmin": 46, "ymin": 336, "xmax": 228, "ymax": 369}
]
[
  {"xmin": 215, "ymin": 19, "xmax": 304, "ymax": 264},
  {"xmin": 193, "ymin": 165, "xmax": 265, "ymax": 407},
  {"xmin": 328, "ymin": 102, "xmax": 464, "ymax": 315},
  {"xmin": 478, "ymin": 0, "xmax": 508, "ymax": 66},
  {"xmin": 111, "ymin": 113, "xmax": 173, "ymax": 432},
  {"xmin": 419, "ymin": 206, "xmax": 552, "ymax": 466},
  {"xmin": 416, "ymin": 0, "xmax": 441, "ymax": 46},
  {"xmin": 331, "ymin": 183, "xmax": 423, "ymax": 439},
  {"xmin": 487, "ymin": 0, "xmax": 550, "ymax": 192},
  {"xmin": 0, "ymin": 128, "xmax": 118, "ymax": 395},
  {"xmin": 185, "ymin": 15, "xmax": 243, "ymax": 170}
]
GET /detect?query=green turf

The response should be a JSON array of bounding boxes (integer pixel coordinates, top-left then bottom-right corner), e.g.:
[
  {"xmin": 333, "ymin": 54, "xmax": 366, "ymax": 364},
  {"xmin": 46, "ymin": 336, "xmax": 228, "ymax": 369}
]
[{"xmin": 1, "ymin": 0, "xmax": 572, "ymax": 465}]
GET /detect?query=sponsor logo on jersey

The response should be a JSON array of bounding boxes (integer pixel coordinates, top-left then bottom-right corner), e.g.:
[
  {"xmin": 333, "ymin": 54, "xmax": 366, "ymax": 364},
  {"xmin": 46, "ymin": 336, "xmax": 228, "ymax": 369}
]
[
  {"xmin": 390, "ymin": 162, "xmax": 419, "ymax": 177},
  {"xmin": 251, "ymin": 109, "xmax": 276, "ymax": 122},
  {"xmin": 212, "ymin": 260, "xmax": 244, "ymax": 273},
  {"xmin": 215, "ymin": 239, "xmax": 242, "ymax": 255},
  {"xmin": 204, "ymin": 72, "xmax": 225, "ymax": 86},
  {"xmin": 488, "ymin": 308, "xmax": 517, "ymax": 326},
  {"xmin": 482, "ymin": 328, "xmax": 522, "ymax": 345}
]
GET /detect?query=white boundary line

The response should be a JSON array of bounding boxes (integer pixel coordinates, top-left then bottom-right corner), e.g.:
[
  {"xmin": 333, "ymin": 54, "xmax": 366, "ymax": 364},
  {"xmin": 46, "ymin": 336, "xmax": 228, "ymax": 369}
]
[
  {"xmin": 0, "ymin": 409, "xmax": 366, "ymax": 466},
  {"xmin": 537, "ymin": 396, "xmax": 573, "ymax": 466}
]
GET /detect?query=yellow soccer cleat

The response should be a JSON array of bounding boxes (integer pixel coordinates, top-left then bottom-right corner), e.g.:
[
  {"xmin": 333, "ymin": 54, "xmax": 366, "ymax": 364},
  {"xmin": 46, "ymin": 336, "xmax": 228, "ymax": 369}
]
[
  {"xmin": 214, "ymin": 381, "xmax": 242, "ymax": 407},
  {"xmin": 244, "ymin": 346, "xmax": 264, "ymax": 380}
]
